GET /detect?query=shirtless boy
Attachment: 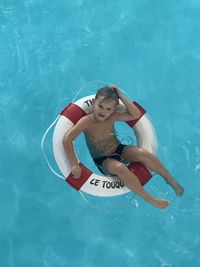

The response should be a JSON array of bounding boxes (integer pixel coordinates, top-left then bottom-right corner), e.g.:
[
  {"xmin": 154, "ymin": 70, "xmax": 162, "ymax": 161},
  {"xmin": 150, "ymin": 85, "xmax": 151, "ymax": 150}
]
[{"xmin": 63, "ymin": 86, "xmax": 184, "ymax": 209}]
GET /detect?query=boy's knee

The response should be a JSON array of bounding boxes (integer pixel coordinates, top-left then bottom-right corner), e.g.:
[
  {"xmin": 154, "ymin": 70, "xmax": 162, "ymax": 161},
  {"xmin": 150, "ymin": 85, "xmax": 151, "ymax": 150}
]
[
  {"xmin": 136, "ymin": 148, "xmax": 149, "ymax": 161},
  {"xmin": 104, "ymin": 160, "xmax": 123, "ymax": 174},
  {"xmin": 112, "ymin": 162, "xmax": 127, "ymax": 175}
]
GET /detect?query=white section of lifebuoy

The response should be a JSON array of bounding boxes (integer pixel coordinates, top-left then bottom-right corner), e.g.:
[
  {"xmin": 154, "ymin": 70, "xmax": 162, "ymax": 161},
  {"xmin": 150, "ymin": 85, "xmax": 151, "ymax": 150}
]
[
  {"xmin": 133, "ymin": 115, "xmax": 157, "ymax": 155},
  {"xmin": 52, "ymin": 95, "xmax": 157, "ymax": 197}
]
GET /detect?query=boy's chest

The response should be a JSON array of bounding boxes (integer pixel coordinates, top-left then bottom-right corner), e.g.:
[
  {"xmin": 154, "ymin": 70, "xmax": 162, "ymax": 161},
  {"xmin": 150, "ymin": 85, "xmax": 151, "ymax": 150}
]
[{"xmin": 85, "ymin": 121, "xmax": 115, "ymax": 139}]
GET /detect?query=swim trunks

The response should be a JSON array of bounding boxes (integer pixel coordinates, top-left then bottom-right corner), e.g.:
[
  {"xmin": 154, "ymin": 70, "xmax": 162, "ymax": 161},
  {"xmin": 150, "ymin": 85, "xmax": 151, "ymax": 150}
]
[{"xmin": 93, "ymin": 143, "xmax": 127, "ymax": 175}]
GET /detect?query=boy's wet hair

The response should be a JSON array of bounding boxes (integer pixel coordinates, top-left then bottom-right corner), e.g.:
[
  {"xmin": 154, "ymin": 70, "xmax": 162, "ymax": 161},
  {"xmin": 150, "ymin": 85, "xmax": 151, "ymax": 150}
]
[{"xmin": 95, "ymin": 86, "xmax": 119, "ymax": 106}]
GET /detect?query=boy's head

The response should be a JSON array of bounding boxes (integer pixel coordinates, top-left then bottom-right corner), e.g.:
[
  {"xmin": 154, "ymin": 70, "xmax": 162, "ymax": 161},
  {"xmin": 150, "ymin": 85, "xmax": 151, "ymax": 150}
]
[
  {"xmin": 93, "ymin": 86, "xmax": 119, "ymax": 121},
  {"xmin": 95, "ymin": 86, "xmax": 119, "ymax": 106}
]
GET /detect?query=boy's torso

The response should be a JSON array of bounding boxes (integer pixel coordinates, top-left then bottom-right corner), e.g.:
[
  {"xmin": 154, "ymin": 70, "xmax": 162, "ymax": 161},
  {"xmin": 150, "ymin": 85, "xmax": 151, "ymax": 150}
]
[{"xmin": 83, "ymin": 113, "xmax": 120, "ymax": 158}]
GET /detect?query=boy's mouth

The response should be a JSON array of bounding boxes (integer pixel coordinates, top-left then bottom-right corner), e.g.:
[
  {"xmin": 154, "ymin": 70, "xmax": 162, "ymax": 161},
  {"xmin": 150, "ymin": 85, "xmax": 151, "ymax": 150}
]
[{"xmin": 98, "ymin": 113, "xmax": 105, "ymax": 118}]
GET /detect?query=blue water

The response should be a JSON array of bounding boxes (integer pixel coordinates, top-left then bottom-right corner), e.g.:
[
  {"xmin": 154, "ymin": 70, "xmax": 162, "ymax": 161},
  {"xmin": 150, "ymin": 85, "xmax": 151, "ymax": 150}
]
[{"xmin": 1, "ymin": 0, "xmax": 200, "ymax": 266}]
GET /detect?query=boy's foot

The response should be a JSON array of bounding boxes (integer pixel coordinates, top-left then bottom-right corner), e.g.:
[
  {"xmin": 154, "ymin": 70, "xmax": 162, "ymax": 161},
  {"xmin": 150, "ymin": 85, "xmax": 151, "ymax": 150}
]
[
  {"xmin": 168, "ymin": 180, "xmax": 184, "ymax": 196},
  {"xmin": 174, "ymin": 183, "xmax": 184, "ymax": 196},
  {"xmin": 155, "ymin": 199, "xmax": 170, "ymax": 209}
]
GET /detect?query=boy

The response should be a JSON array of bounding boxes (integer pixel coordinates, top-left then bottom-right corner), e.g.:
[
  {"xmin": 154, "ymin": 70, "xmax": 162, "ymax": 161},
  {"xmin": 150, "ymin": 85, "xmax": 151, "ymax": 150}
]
[{"xmin": 63, "ymin": 86, "xmax": 184, "ymax": 209}]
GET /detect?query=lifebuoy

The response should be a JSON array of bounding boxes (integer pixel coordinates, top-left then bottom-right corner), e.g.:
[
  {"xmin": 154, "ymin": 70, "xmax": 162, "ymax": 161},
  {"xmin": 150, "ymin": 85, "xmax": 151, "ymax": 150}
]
[{"xmin": 52, "ymin": 95, "xmax": 157, "ymax": 197}]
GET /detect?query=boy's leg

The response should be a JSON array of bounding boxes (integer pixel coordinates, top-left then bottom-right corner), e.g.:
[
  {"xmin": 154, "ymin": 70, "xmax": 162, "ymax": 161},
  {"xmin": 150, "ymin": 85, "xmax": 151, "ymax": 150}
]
[
  {"xmin": 122, "ymin": 146, "xmax": 184, "ymax": 196},
  {"xmin": 102, "ymin": 158, "xmax": 169, "ymax": 209}
]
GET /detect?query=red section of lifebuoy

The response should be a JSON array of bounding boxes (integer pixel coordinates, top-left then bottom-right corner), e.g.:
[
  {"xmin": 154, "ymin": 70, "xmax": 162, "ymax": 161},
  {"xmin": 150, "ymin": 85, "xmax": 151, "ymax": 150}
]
[
  {"xmin": 61, "ymin": 103, "xmax": 86, "ymax": 124},
  {"xmin": 128, "ymin": 162, "xmax": 152, "ymax": 186},
  {"xmin": 126, "ymin": 102, "xmax": 146, "ymax": 127},
  {"xmin": 66, "ymin": 163, "xmax": 93, "ymax": 191}
]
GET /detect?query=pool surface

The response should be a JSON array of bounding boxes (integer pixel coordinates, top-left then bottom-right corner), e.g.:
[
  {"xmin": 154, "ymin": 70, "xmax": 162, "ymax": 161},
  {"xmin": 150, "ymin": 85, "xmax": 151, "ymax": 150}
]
[{"xmin": 1, "ymin": 0, "xmax": 200, "ymax": 266}]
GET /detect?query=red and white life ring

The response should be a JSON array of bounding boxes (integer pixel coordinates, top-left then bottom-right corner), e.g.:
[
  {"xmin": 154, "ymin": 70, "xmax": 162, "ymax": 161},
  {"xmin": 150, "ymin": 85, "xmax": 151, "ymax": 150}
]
[{"xmin": 52, "ymin": 95, "xmax": 157, "ymax": 197}]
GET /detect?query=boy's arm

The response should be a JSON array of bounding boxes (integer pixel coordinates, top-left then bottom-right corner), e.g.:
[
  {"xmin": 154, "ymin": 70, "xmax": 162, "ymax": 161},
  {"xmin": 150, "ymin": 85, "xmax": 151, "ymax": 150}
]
[
  {"xmin": 63, "ymin": 116, "xmax": 88, "ymax": 168},
  {"xmin": 113, "ymin": 86, "xmax": 141, "ymax": 121}
]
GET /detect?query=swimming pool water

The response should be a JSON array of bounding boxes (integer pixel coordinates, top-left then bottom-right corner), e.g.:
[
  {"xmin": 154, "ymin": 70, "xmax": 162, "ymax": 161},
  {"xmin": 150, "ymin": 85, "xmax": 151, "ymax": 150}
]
[{"xmin": 1, "ymin": 0, "xmax": 200, "ymax": 266}]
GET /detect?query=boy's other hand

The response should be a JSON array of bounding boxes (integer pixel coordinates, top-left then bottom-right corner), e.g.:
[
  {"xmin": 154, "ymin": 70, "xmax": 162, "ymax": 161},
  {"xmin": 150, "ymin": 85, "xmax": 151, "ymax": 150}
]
[{"xmin": 72, "ymin": 165, "xmax": 81, "ymax": 179}]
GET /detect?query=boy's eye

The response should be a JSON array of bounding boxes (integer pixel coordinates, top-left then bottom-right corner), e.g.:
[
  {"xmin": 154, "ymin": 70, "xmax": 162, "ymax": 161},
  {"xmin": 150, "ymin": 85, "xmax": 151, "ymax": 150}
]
[{"xmin": 98, "ymin": 104, "xmax": 112, "ymax": 111}]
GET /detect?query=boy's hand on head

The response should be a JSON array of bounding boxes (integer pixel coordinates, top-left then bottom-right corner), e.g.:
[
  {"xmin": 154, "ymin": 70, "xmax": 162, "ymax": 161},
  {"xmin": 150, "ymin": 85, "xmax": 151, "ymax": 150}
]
[
  {"xmin": 71, "ymin": 165, "xmax": 81, "ymax": 179},
  {"xmin": 111, "ymin": 84, "xmax": 121, "ymax": 97}
]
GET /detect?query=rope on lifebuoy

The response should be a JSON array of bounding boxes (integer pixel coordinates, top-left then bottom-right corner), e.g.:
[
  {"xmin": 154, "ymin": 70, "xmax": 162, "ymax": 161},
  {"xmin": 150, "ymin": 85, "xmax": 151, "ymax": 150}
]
[{"xmin": 41, "ymin": 114, "xmax": 65, "ymax": 180}]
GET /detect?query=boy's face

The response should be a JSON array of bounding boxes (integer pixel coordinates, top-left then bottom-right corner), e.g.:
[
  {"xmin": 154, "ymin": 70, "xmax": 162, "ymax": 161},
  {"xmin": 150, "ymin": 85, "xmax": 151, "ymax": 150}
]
[{"xmin": 93, "ymin": 96, "xmax": 117, "ymax": 121}]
